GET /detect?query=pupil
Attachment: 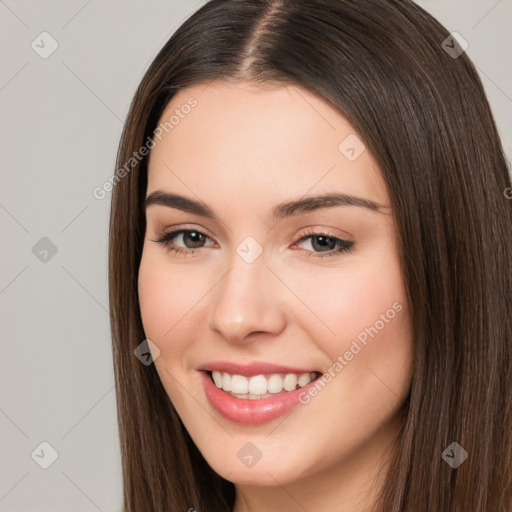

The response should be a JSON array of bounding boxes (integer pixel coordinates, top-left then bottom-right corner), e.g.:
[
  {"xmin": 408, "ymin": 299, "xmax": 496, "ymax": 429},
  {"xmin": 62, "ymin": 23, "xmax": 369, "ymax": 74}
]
[
  {"xmin": 314, "ymin": 236, "xmax": 335, "ymax": 251},
  {"xmin": 186, "ymin": 232, "xmax": 204, "ymax": 248}
]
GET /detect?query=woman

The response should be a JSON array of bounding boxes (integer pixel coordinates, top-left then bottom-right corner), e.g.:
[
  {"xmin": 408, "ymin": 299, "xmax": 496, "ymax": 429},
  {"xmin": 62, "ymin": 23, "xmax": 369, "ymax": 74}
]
[{"xmin": 108, "ymin": 0, "xmax": 512, "ymax": 510}]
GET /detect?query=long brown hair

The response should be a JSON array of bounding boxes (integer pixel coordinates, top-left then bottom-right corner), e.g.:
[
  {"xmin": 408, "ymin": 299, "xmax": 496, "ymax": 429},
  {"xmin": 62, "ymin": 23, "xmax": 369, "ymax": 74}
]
[{"xmin": 108, "ymin": 1, "xmax": 512, "ymax": 510}]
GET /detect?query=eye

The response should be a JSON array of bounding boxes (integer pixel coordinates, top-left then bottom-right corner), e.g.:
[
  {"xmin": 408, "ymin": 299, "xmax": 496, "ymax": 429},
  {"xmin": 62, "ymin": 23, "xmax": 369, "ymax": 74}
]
[
  {"xmin": 293, "ymin": 229, "xmax": 354, "ymax": 258},
  {"xmin": 151, "ymin": 228, "xmax": 355, "ymax": 259},
  {"xmin": 151, "ymin": 229, "xmax": 215, "ymax": 257}
]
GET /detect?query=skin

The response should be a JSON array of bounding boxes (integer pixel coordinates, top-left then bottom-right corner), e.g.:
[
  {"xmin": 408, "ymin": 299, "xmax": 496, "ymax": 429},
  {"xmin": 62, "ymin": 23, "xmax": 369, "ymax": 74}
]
[{"xmin": 138, "ymin": 79, "xmax": 414, "ymax": 512}]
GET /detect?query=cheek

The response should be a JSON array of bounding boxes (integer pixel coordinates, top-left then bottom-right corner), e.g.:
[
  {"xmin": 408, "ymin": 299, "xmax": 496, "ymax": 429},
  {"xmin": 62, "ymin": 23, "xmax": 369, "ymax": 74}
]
[
  {"xmin": 138, "ymin": 263, "xmax": 168, "ymax": 341},
  {"xmin": 138, "ymin": 233, "xmax": 410, "ymax": 365},
  {"xmin": 137, "ymin": 251, "xmax": 192, "ymax": 351},
  {"xmin": 289, "ymin": 247, "xmax": 407, "ymax": 355},
  {"xmin": 287, "ymin": 240, "xmax": 413, "ymax": 404},
  {"xmin": 137, "ymin": 252, "xmax": 201, "ymax": 406}
]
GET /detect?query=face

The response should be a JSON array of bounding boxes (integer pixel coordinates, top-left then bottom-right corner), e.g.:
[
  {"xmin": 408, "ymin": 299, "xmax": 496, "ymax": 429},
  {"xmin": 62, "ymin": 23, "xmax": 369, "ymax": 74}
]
[{"xmin": 138, "ymin": 80, "xmax": 413, "ymax": 492}]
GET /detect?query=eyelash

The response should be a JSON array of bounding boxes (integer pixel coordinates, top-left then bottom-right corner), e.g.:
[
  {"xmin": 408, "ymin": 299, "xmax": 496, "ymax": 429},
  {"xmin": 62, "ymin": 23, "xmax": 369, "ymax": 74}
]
[{"xmin": 151, "ymin": 227, "xmax": 354, "ymax": 259}]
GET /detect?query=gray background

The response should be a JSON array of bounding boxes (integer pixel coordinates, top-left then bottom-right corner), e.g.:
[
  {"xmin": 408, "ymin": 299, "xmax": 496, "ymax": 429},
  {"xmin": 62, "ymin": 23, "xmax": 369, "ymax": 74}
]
[{"xmin": 0, "ymin": 1, "xmax": 510, "ymax": 510}]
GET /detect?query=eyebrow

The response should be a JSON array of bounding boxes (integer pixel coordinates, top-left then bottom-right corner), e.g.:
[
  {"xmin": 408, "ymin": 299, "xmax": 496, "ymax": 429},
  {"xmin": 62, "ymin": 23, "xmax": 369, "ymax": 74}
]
[{"xmin": 143, "ymin": 190, "xmax": 385, "ymax": 220}]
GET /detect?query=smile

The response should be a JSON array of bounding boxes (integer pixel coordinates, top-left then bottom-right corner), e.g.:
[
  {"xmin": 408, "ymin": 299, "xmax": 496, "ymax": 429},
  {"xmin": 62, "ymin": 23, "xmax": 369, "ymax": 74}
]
[
  {"xmin": 199, "ymin": 369, "xmax": 323, "ymax": 425},
  {"xmin": 210, "ymin": 370, "xmax": 320, "ymax": 399}
]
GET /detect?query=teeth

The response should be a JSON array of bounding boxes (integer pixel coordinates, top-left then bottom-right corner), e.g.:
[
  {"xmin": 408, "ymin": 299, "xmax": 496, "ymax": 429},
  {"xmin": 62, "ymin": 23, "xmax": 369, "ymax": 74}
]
[
  {"xmin": 249, "ymin": 375, "xmax": 267, "ymax": 395},
  {"xmin": 267, "ymin": 374, "xmax": 283, "ymax": 393},
  {"xmin": 222, "ymin": 372, "xmax": 231, "ymax": 391},
  {"xmin": 231, "ymin": 374, "xmax": 248, "ymax": 394},
  {"xmin": 212, "ymin": 371, "xmax": 223, "ymax": 388},
  {"xmin": 210, "ymin": 370, "xmax": 317, "ymax": 396},
  {"xmin": 283, "ymin": 373, "xmax": 298, "ymax": 391},
  {"xmin": 298, "ymin": 373, "xmax": 313, "ymax": 387}
]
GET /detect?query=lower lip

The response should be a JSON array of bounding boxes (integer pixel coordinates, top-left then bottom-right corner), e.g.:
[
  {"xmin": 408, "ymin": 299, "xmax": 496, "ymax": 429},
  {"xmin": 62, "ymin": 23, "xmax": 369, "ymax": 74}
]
[{"xmin": 199, "ymin": 371, "xmax": 320, "ymax": 425}]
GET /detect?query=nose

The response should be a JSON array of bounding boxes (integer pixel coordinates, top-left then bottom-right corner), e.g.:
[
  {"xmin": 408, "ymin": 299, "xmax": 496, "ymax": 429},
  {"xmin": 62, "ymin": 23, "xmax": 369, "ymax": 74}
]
[{"xmin": 208, "ymin": 250, "xmax": 287, "ymax": 344}]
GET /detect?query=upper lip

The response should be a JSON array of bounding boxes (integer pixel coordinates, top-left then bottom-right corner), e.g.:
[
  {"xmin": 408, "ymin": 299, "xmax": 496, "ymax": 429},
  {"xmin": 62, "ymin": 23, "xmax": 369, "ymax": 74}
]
[{"xmin": 197, "ymin": 360, "xmax": 320, "ymax": 377}]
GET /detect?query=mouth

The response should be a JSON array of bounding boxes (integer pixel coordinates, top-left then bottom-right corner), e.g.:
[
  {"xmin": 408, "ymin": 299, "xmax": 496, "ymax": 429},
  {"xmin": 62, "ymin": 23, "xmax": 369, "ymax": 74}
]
[
  {"xmin": 199, "ymin": 368, "xmax": 324, "ymax": 425},
  {"xmin": 204, "ymin": 369, "xmax": 323, "ymax": 400}
]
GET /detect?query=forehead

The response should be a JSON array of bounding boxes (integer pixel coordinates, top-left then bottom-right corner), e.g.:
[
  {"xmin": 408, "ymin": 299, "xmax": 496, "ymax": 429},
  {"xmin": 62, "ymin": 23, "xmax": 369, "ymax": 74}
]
[{"xmin": 146, "ymin": 80, "xmax": 389, "ymax": 211}]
